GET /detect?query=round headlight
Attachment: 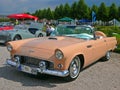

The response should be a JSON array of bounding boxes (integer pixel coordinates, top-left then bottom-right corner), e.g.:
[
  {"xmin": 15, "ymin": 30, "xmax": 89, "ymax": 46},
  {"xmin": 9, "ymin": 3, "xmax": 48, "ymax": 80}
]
[
  {"xmin": 55, "ymin": 49, "xmax": 64, "ymax": 60},
  {"xmin": 7, "ymin": 44, "xmax": 13, "ymax": 51},
  {"xmin": 14, "ymin": 56, "xmax": 20, "ymax": 62}
]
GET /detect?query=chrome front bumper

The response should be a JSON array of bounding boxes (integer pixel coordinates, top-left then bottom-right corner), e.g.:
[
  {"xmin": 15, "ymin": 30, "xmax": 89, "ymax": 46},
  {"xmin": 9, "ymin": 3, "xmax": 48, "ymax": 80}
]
[{"xmin": 6, "ymin": 59, "xmax": 69, "ymax": 77}]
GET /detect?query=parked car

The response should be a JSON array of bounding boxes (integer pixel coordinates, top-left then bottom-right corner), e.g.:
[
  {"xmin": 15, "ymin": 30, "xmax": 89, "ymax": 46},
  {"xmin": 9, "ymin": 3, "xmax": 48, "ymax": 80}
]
[
  {"xmin": 0, "ymin": 22, "xmax": 14, "ymax": 31},
  {"xmin": 0, "ymin": 22, "xmax": 46, "ymax": 43},
  {"xmin": 6, "ymin": 25, "xmax": 117, "ymax": 81}
]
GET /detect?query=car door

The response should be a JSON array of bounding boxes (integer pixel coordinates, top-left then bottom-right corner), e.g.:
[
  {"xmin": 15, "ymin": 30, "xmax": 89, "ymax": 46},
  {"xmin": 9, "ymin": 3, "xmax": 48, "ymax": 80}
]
[
  {"xmin": 20, "ymin": 28, "xmax": 35, "ymax": 39},
  {"xmin": 92, "ymin": 38, "xmax": 108, "ymax": 60},
  {"xmin": 83, "ymin": 38, "xmax": 108, "ymax": 67},
  {"xmin": 82, "ymin": 40, "xmax": 97, "ymax": 66}
]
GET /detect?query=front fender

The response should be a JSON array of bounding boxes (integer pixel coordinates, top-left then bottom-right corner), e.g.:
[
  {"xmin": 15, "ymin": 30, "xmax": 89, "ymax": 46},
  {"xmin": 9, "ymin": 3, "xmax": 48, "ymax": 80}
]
[
  {"xmin": 10, "ymin": 32, "xmax": 21, "ymax": 40},
  {"xmin": 64, "ymin": 52, "xmax": 85, "ymax": 70},
  {"xmin": 58, "ymin": 46, "xmax": 85, "ymax": 70}
]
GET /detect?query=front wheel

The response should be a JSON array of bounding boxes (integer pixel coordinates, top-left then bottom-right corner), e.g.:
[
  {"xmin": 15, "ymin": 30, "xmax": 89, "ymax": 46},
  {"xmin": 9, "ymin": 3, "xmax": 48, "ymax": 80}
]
[
  {"xmin": 13, "ymin": 35, "xmax": 21, "ymax": 41},
  {"xmin": 64, "ymin": 56, "xmax": 81, "ymax": 81}
]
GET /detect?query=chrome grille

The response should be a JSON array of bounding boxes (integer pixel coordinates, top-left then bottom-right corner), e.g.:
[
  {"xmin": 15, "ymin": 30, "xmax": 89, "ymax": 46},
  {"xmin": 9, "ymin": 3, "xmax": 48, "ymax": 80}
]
[
  {"xmin": 14, "ymin": 55, "xmax": 54, "ymax": 69},
  {"xmin": 22, "ymin": 56, "xmax": 40, "ymax": 66},
  {"xmin": 0, "ymin": 35, "xmax": 7, "ymax": 40},
  {"xmin": 0, "ymin": 35, "xmax": 11, "ymax": 42}
]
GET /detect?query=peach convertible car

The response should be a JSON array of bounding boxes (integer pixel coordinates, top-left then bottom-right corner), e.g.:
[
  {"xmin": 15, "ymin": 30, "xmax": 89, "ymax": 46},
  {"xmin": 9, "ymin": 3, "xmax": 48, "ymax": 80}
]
[{"xmin": 6, "ymin": 25, "xmax": 117, "ymax": 81}]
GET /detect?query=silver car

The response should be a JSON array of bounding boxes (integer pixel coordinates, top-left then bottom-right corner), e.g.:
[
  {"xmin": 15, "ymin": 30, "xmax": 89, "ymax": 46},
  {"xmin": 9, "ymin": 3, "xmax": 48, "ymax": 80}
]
[{"xmin": 0, "ymin": 22, "xmax": 46, "ymax": 43}]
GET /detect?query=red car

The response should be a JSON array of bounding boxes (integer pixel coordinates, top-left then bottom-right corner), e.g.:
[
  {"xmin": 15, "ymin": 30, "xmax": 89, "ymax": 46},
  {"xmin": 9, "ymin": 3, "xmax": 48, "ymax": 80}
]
[{"xmin": 0, "ymin": 22, "xmax": 14, "ymax": 31}]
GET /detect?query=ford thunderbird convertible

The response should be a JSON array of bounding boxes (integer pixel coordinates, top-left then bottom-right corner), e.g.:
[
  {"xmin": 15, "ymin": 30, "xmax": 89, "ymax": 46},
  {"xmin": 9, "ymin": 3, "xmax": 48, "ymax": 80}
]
[
  {"xmin": 6, "ymin": 25, "xmax": 117, "ymax": 81},
  {"xmin": 0, "ymin": 22, "xmax": 46, "ymax": 43}
]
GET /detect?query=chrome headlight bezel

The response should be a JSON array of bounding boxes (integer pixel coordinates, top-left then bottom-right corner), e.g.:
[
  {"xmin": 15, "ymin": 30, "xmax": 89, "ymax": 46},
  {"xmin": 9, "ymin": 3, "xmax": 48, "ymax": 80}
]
[
  {"xmin": 55, "ymin": 49, "xmax": 64, "ymax": 60},
  {"xmin": 7, "ymin": 44, "xmax": 13, "ymax": 52},
  {"xmin": 14, "ymin": 56, "xmax": 20, "ymax": 67}
]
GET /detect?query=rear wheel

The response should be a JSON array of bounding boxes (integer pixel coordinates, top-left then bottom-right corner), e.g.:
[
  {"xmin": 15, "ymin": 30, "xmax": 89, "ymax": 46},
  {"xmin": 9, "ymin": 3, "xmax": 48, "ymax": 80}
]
[
  {"xmin": 13, "ymin": 35, "xmax": 21, "ymax": 41},
  {"xmin": 38, "ymin": 33, "xmax": 43, "ymax": 37},
  {"xmin": 65, "ymin": 56, "xmax": 81, "ymax": 81},
  {"xmin": 101, "ymin": 51, "xmax": 110, "ymax": 61}
]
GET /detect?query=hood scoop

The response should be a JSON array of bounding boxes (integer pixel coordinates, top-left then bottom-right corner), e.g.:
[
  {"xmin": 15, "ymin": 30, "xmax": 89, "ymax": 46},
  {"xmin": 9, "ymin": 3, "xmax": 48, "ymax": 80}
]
[
  {"xmin": 48, "ymin": 37, "xmax": 57, "ymax": 40},
  {"xmin": 48, "ymin": 37, "xmax": 65, "ymax": 40}
]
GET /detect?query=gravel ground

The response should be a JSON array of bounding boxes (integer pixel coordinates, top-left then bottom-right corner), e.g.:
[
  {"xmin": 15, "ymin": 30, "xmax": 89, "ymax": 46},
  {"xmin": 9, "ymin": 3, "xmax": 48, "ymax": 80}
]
[{"xmin": 0, "ymin": 45, "xmax": 120, "ymax": 90}]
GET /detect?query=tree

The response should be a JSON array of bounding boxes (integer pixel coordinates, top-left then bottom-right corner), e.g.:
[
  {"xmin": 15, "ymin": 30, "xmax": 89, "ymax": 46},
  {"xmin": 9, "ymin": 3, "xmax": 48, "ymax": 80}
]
[
  {"xmin": 76, "ymin": 0, "xmax": 89, "ymax": 19},
  {"xmin": 63, "ymin": 3, "xmax": 71, "ymax": 17},
  {"xmin": 41, "ymin": 9, "xmax": 47, "ymax": 19},
  {"xmin": 91, "ymin": 5, "xmax": 98, "ymax": 21},
  {"xmin": 97, "ymin": 2, "xmax": 108, "ymax": 21},
  {"xmin": 91, "ymin": 4, "xmax": 98, "ymax": 13},
  {"xmin": 46, "ymin": 8, "xmax": 54, "ymax": 20},
  {"xmin": 71, "ymin": 2, "xmax": 78, "ymax": 19},
  {"xmin": 109, "ymin": 3, "xmax": 118, "ymax": 20},
  {"xmin": 54, "ymin": 4, "xmax": 64, "ymax": 19},
  {"xmin": 32, "ymin": 0, "xmax": 119, "ymax": 21},
  {"xmin": 33, "ymin": 9, "xmax": 42, "ymax": 19},
  {"xmin": 54, "ymin": 6, "xmax": 59, "ymax": 19},
  {"xmin": 118, "ymin": 6, "xmax": 120, "ymax": 21}
]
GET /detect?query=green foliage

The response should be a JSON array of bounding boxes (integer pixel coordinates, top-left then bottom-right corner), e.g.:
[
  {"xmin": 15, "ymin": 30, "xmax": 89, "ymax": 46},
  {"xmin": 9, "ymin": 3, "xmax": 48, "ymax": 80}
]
[
  {"xmin": 96, "ymin": 26, "xmax": 120, "ymax": 53},
  {"xmin": 118, "ymin": 6, "xmax": 120, "ymax": 21},
  {"xmin": 31, "ymin": 0, "xmax": 120, "ymax": 21},
  {"xmin": 76, "ymin": 0, "xmax": 90, "ymax": 19},
  {"xmin": 63, "ymin": 3, "xmax": 71, "ymax": 17},
  {"xmin": 54, "ymin": 4, "xmax": 64, "ymax": 19},
  {"xmin": 71, "ymin": 2, "xmax": 78, "ymax": 19},
  {"xmin": 96, "ymin": 26, "xmax": 120, "ymax": 36},
  {"xmin": 0, "ymin": 18, "xmax": 10, "ymax": 22},
  {"xmin": 114, "ymin": 37, "xmax": 120, "ymax": 53},
  {"xmin": 109, "ymin": 3, "xmax": 118, "ymax": 20},
  {"xmin": 97, "ymin": 2, "xmax": 108, "ymax": 21},
  {"xmin": 91, "ymin": 4, "xmax": 98, "ymax": 13},
  {"xmin": 46, "ymin": 8, "xmax": 54, "ymax": 20}
]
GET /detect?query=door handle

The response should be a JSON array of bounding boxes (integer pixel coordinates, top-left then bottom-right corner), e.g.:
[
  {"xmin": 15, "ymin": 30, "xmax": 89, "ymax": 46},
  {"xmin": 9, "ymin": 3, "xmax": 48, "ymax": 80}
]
[{"xmin": 87, "ymin": 45, "xmax": 92, "ymax": 48}]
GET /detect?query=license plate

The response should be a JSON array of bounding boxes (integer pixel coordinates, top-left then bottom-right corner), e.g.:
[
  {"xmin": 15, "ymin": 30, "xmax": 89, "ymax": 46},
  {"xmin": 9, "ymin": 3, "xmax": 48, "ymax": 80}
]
[{"xmin": 21, "ymin": 65, "xmax": 37, "ymax": 75}]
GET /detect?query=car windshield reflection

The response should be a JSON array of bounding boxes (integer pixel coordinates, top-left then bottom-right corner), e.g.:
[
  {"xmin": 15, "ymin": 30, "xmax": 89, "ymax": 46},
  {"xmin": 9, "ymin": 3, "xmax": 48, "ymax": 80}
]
[{"xmin": 51, "ymin": 25, "xmax": 94, "ymax": 40}]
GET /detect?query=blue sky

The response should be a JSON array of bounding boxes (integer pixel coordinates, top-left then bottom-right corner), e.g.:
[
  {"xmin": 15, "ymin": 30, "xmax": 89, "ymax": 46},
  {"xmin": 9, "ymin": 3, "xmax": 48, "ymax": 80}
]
[{"xmin": 0, "ymin": 0, "xmax": 119, "ymax": 15}]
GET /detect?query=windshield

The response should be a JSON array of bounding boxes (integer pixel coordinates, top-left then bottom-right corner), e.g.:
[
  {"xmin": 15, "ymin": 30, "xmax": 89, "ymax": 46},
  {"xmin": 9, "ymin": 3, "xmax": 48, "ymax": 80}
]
[{"xmin": 52, "ymin": 25, "xmax": 94, "ymax": 40}]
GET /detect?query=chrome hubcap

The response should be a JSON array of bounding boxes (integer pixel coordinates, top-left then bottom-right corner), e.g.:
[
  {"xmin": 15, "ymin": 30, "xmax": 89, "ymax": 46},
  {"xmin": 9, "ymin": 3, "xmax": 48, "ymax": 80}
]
[
  {"xmin": 106, "ymin": 52, "xmax": 110, "ymax": 60},
  {"xmin": 69, "ymin": 56, "xmax": 81, "ymax": 78}
]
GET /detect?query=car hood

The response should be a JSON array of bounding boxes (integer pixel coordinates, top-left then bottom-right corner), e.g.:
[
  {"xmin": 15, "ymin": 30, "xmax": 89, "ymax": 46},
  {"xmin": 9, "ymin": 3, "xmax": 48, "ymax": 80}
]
[
  {"xmin": 15, "ymin": 36, "xmax": 86, "ymax": 60},
  {"xmin": 21, "ymin": 36, "xmax": 85, "ymax": 50}
]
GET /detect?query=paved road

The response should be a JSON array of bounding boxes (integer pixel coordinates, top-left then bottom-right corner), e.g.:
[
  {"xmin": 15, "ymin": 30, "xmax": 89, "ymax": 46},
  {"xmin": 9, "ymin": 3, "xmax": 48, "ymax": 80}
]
[{"xmin": 0, "ymin": 46, "xmax": 120, "ymax": 90}]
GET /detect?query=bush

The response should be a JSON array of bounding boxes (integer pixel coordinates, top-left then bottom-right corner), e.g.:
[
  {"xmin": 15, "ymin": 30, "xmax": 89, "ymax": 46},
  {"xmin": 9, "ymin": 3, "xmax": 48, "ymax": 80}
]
[
  {"xmin": 96, "ymin": 26, "xmax": 120, "ymax": 36},
  {"xmin": 96, "ymin": 26, "xmax": 120, "ymax": 53},
  {"xmin": 0, "ymin": 18, "xmax": 10, "ymax": 22}
]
